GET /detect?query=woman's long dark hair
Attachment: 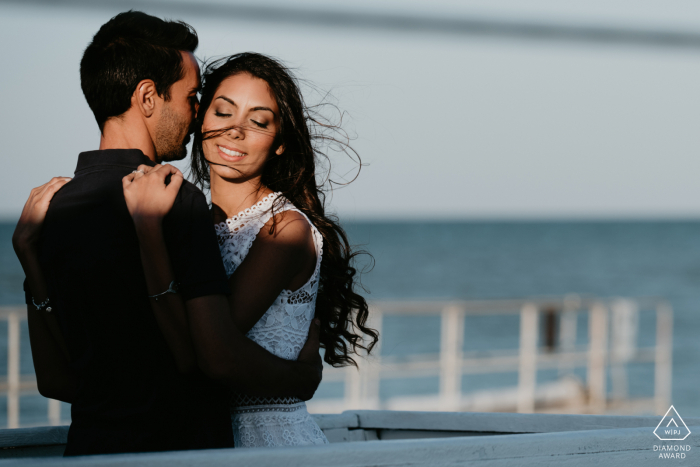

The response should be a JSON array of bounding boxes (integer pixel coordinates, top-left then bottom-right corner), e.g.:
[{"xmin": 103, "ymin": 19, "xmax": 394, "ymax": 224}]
[{"xmin": 191, "ymin": 52, "xmax": 378, "ymax": 367}]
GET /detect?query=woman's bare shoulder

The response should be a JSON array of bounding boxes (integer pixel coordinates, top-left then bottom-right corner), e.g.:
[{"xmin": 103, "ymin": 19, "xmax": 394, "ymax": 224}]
[{"xmin": 257, "ymin": 209, "xmax": 313, "ymax": 252}]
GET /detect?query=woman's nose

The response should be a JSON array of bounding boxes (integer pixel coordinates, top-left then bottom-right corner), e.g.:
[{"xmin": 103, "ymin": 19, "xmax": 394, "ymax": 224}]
[{"xmin": 227, "ymin": 125, "xmax": 245, "ymax": 139}]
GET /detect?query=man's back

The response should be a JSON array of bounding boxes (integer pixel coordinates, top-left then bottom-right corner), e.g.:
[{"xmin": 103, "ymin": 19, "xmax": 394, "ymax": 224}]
[{"xmin": 35, "ymin": 149, "xmax": 233, "ymax": 455}]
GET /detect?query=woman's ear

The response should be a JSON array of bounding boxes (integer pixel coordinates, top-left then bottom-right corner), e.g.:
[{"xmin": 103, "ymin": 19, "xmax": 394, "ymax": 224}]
[{"xmin": 275, "ymin": 143, "xmax": 286, "ymax": 156}]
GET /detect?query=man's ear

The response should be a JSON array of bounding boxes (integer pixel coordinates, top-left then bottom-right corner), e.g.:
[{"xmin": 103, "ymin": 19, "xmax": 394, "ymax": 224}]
[
  {"xmin": 275, "ymin": 143, "xmax": 286, "ymax": 156},
  {"xmin": 133, "ymin": 79, "xmax": 159, "ymax": 118}
]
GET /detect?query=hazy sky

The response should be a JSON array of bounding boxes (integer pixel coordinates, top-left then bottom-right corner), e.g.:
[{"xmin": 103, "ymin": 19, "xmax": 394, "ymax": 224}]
[{"xmin": 4, "ymin": 1, "xmax": 700, "ymax": 220}]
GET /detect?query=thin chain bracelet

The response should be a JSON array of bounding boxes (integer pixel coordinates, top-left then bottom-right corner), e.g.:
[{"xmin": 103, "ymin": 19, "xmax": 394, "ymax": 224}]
[
  {"xmin": 32, "ymin": 297, "xmax": 52, "ymax": 313},
  {"xmin": 148, "ymin": 281, "xmax": 180, "ymax": 302}
]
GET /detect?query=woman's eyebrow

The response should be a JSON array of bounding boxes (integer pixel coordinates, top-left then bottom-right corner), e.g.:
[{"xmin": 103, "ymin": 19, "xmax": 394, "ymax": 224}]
[
  {"xmin": 251, "ymin": 106, "xmax": 276, "ymax": 116},
  {"xmin": 215, "ymin": 96, "xmax": 276, "ymax": 116},
  {"xmin": 215, "ymin": 95, "xmax": 236, "ymax": 106}
]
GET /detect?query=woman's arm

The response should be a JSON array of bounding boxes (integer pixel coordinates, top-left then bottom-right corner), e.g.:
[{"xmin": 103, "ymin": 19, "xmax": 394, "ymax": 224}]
[
  {"xmin": 226, "ymin": 210, "xmax": 318, "ymax": 334},
  {"xmin": 13, "ymin": 177, "xmax": 77, "ymax": 403},
  {"xmin": 122, "ymin": 166, "xmax": 323, "ymax": 399},
  {"xmin": 122, "ymin": 165, "xmax": 197, "ymax": 373}
]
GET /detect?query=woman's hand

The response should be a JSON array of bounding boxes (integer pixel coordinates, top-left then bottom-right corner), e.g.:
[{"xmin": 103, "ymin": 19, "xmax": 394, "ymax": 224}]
[
  {"xmin": 13, "ymin": 177, "xmax": 71, "ymax": 255},
  {"xmin": 122, "ymin": 164, "xmax": 184, "ymax": 228}
]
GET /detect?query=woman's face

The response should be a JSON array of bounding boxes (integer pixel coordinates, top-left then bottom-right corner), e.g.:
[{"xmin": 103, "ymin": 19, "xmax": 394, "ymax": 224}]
[{"xmin": 201, "ymin": 72, "xmax": 284, "ymax": 183}]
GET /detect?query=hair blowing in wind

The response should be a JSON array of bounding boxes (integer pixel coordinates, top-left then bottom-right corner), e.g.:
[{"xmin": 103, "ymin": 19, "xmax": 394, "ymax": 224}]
[{"xmin": 190, "ymin": 52, "xmax": 379, "ymax": 367}]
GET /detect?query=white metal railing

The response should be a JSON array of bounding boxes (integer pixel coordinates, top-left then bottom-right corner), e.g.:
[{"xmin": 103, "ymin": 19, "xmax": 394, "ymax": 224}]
[
  {"xmin": 308, "ymin": 296, "xmax": 673, "ymax": 416},
  {"xmin": 0, "ymin": 306, "xmax": 62, "ymax": 429},
  {"xmin": 0, "ymin": 296, "xmax": 673, "ymax": 427}
]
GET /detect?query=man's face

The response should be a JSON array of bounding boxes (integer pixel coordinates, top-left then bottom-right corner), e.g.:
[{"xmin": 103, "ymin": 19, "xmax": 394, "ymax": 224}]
[{"xmin": 154, "ymin": 51, "xmax": 200, "ymax": 162}]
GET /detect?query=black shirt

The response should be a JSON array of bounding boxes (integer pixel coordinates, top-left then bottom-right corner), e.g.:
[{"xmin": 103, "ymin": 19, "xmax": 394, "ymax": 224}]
[{"xmin": 25, "ymin": 149, "xmax": 234, "ymax": 456}]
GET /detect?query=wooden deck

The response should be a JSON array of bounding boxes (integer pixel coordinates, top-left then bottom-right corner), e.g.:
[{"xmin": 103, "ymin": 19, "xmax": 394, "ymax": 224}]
[{"xmin": 1, "ymin": 410, "xmax": 697, "ymax": 466}]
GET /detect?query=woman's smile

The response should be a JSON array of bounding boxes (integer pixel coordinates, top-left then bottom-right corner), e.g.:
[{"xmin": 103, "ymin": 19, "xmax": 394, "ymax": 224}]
[{"xmin": 217, "ymin": 144, "xmax": 247, "ymax": 162}]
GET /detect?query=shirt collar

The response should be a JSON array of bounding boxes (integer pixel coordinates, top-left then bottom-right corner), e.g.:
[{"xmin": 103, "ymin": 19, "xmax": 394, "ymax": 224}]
[{"xmin": 74, "ymin": 149, "xmax": 156, "ymax": 175}]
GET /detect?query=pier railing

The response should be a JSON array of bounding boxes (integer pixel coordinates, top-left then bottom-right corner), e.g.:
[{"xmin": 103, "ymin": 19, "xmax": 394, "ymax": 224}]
[
  {"xmin": 307, "ymin": 296, "xmax": 673, "ymax": 416},
  {"xmin": 0, "ymin": 306, "xmax": 62, "ymax": 428},
  {"xmin": 0, "ymin": 296, "xmax": 673, "ymax": 428}
]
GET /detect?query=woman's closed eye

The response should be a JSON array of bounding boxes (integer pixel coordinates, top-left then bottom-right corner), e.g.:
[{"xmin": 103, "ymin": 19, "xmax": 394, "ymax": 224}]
[
  {"xmin": 215, "ymin": 111, "xmax": 231, "ymax": 118},
  {"xmin": 251, "ymin": 120, "xmax": 268, "ymax": 129}
]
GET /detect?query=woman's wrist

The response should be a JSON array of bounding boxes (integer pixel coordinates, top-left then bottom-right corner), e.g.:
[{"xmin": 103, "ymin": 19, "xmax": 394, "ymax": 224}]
[
  {"xmin": 12, "ymin": 230, "xmax": 39, "ymax": 255},
  {"xmin": 13, "ymin": 237, "xmax": 39, "ymax": 264},
  {"xmin": 133, "ymin": 216, "xmax": 164, "ymax": 237}
]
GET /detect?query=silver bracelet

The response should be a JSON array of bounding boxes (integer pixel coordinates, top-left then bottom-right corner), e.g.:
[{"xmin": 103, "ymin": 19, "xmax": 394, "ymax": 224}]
[
  {"xmin": 32, "ymin": 296, "xmax": 52, "ymax": 313},
  {"xmin": 148, "ymin": 281, "xmax": 180, "ymax": 301}
]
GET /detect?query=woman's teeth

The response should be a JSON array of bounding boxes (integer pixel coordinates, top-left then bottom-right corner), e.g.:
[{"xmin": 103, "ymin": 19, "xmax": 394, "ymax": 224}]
[{"xmin": 219, "ymin": 146, "xmax": 245, "ymax": 157}]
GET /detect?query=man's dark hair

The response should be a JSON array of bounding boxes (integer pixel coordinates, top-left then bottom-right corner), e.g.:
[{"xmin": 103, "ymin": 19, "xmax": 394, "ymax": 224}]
[{"xmin": 80, "ymin": 11, "xmax": 198, "ymax": 131}]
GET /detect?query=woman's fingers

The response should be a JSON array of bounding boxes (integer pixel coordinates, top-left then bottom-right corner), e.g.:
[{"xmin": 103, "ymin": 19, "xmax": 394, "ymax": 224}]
[
  {"xmin": 13, "ymin": 176, "xmax": 72, "ymax": 250},
  {"xmin": 40, "ymin": 177, "xmax": 71, "ymax": 196},
  {"xmin": 165, "ymin": 170, "xmax": 184, "ymax": 195},
  {"xmin": 152, "ymin": 164, "xmax": 183, "ymax": 181},
  {"xmin": 136, "ymin": 164, "xmax": 154, "ymax": 174},
  {"xmin": 33, "ymin": 177, "xmax": 71, "ymax": 206},
  {"xmin": 122, "ymin": 164, "xmax": 183, "ymax": 221},
  {"xmin": 122, "ymin": 172, "xmax": 136, "ymax": 186}
]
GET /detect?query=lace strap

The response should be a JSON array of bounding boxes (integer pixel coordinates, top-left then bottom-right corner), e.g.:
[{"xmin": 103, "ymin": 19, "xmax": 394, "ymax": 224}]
[
  {"xmin": 252, "ymin": 198, "xmax": 323, "ymax": 277},
  {"xmin": 217, "ymin": 193, "xmax": 324, "ymax": 286},
  {"xmin": 282, "ymin": 205, "xmax": 324, "ymax": 276}
]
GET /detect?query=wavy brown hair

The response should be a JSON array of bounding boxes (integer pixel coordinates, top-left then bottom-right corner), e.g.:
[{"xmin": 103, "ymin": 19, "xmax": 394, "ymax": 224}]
[{"xmin": 190, "ymin": 52, "xmax": 378, "ymax": 367}]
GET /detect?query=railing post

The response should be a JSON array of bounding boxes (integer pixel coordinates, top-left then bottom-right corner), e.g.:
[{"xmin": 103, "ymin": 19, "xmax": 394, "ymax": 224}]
[
  {"xmin": 8, "ymin": 312, "xmax": 20, "ymax": 429},
  {"xmin": 587, "ymin": 302, "xmax": 608, "ymax": 413},
  {"xmin": 48, "ymin": 400, "xmax": 61, "ymax": 426},
  {"xmin": 654, "ymin": 301, "xmax": 673, "ymax": 415},
  {"xmin": 440, "ymin": 305, "xmax": 464, "ymax": 411},
  {"xmin": 345, "ymin": 307, "xmax": 384, "ymax": 411},
  {"xmin": 345, "ymin": 361, "xmax": 362, "ymax": 411},
  {"xmin": 517, "ymin": 303, "xmax": 538, "ymax": 413},
  {"xmin": 360, "ymin": 307, "xmax": 382, "ymax": 410},
  {"xmin": 610, "ymin": 299, "xmax": 638, "ymax": 401},
  {"xmin": 558, "ymin": 295, "xmax": 579, "ymax": 377}
]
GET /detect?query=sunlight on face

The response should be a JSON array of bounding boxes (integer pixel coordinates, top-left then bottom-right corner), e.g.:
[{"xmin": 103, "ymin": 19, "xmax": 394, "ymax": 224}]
[
  {"xmin": 201, "ymin": 72, "xmax": 284, "ymax": 183},
  {"xmin": 155, "ymin": 51, "xmax": 200, "ymax": 162}
]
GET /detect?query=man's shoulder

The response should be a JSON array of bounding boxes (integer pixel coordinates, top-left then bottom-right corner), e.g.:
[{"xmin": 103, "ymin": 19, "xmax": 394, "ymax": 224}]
[
  {"xmin": 178, "ymin": 179, "xmax": 205, "ymax": 198},
  {"xmin": 168, "ymin": 179, "xmax": 211, "ymax": 221},
  {"xmin": 173, "ymin": 179, "xmax": 207, "ymax": 207}
]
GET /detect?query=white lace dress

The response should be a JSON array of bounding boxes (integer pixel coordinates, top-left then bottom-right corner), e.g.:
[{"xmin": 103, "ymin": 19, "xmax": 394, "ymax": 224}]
[{"xmin": 214, "ymin": 192, "xmax": 329, "ymax": 448}]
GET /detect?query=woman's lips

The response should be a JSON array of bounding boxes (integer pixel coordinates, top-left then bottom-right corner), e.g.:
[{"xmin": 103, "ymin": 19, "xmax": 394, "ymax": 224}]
[{"xmin": 217, "ymin": 145, "xmax": 246, "ymax": 162}]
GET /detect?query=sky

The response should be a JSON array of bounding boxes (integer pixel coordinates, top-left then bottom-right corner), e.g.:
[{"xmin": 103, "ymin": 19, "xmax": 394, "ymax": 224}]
[{"xmin": 3, "ymin": 1, "xmax": 700, "ymax": 220}]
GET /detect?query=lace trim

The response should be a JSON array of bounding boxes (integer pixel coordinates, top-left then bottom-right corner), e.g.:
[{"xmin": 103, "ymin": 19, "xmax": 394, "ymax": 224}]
[
  {"xmin": 214, "ymin": 192, "xmax": 280, "ymax": 232},
  {"xmin": 232, "ymin": 394, "xmax": 303, "ymax": 407},
  {"xmin": 231, "ymin": 402, "xmax": 329, "ymax": 448},
  {"xmin": 279, "ymin": 219, "xmax": 323, "ymax": 297},
  {"xmin": 215, "ymin": 192, "xmax": 324, "ymax": 299},
  {"xmin": 232, "ymin": 403, "xmax": 306, "ymax": 415}
]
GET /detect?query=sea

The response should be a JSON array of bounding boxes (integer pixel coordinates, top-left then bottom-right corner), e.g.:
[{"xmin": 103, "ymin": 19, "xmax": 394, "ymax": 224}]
[{"xmin": 2, "ymin": 220, "xmax": 700, "ymax": 426}]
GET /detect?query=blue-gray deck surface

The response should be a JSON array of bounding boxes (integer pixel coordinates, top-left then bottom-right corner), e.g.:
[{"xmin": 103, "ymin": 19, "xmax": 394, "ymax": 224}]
[{"xmin": 0, "ymin": 411, "xmax": 697, "ymax": 466}]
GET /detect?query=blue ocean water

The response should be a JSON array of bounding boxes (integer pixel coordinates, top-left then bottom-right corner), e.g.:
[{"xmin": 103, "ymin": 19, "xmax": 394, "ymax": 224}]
[{"xmin": 1, "ymin": 220, "xmax": 700, "ymax": 425}]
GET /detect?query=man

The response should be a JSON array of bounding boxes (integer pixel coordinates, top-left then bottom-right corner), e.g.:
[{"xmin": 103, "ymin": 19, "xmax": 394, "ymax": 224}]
[{"xmin": 12, "ymin": 11, "xmax": 322, "ymax": 456}]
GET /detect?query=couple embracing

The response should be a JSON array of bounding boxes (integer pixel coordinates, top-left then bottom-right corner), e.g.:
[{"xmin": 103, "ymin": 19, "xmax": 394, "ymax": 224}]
[{"xmin": 13, "ymin": 11, "xmax": 377, "ymax": 456}]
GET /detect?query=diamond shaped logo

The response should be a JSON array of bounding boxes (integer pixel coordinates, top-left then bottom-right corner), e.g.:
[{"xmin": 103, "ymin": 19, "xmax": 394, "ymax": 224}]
[{"xmin": 654, "ymin": 405, "xmax": 691, "ymax": 441}]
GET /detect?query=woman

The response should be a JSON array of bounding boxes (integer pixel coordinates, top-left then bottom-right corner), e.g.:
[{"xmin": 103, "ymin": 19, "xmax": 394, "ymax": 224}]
[{"xmin": 125, "ymin": 52, "xmax": 379, "ymax": 447}]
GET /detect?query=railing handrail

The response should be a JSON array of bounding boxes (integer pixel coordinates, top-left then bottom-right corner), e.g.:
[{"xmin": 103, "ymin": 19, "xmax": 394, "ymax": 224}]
[{"xmin": 0, "ymin": 296, "xmax": 673, "ymax": 427}]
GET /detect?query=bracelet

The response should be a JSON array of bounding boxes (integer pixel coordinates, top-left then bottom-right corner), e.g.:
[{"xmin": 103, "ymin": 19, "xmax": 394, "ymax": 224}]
[
  {"xmin": 148, "ymin": 281, "xmax": 180, "ymax": 301},
  {"xmin": 32, "ymin": 296, "xmax": 52, "ymax": 313}
]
